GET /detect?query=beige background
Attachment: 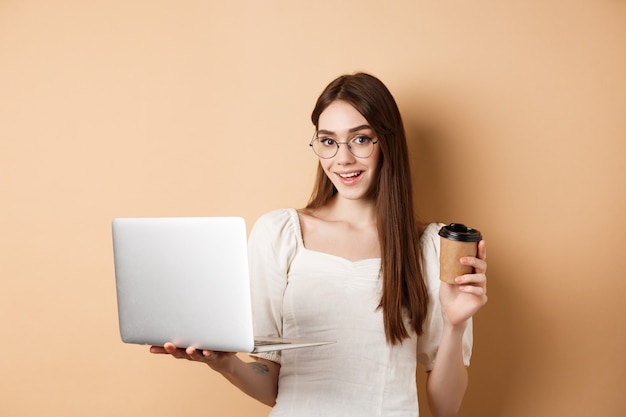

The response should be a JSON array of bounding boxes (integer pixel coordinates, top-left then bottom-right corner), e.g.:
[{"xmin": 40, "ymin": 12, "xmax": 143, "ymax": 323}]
[{"xmin": 1, "ymin": 1, "xmax": 625, "ymax": 416}]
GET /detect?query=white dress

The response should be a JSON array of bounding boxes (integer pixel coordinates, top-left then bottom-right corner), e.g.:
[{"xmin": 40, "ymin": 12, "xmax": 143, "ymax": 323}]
[{"xmin": 248, "ymin": 208, "xmax": 472, "ymax": 417}]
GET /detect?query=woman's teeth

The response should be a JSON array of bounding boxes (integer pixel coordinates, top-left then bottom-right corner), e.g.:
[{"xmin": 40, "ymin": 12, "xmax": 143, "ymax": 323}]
[{"xmin": 339, "ymin": 172, "xmax": 360, "ymax": 178}]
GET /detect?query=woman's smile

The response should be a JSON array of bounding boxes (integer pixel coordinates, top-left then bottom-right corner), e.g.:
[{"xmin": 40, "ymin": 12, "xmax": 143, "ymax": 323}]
[{"xmin": 336, "ymin": 170, "xmax": 364, "ymax": 182}]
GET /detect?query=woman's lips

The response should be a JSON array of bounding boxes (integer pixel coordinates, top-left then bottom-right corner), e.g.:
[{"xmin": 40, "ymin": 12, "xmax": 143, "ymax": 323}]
[{"xmin": 336, "ymin": 171, "xmax": 363, "ymax": 184}]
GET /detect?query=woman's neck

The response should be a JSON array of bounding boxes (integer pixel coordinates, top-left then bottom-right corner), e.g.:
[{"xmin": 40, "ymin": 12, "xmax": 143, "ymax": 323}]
[{"xmin": 316, "ymin": 195, "xmax": 377, "ymax": 227}]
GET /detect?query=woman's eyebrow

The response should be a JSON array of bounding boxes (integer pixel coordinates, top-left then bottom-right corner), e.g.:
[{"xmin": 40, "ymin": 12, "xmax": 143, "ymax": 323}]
[
  {"xmin": 317, "ymin": 125, "xmax": 373, "ymax": 135},
  {"xmin": 349, "ymin": 124, "xmax": 373, "ymax": 133}
]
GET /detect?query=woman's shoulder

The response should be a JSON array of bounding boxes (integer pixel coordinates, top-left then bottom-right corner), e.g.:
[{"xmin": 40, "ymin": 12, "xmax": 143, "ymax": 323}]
[
  {"xmin": 250, "ymin": 208, "xmax": 301, "ymax": 242},
  {"xmin": 419, "ymin": 222, "xmax": 445, "ymax": 258},
  {"xmin": 254, "ymin": 208, "xmax": 297, "ymax": 227},
  {"xmin": 420, "ymin": 222, "xmax": 444, "ymax": 240}
]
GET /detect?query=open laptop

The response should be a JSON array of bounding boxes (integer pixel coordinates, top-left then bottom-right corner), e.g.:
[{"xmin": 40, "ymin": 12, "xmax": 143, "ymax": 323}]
[{"xmin": 112, "ymin": 217, "xmax": 332, "ymax": 353}]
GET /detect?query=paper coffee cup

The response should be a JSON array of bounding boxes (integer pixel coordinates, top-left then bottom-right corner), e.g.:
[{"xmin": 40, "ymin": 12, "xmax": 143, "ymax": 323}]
[{"xmin": 438, "ymin": 223, "xmax": 482, "ymax": 284}]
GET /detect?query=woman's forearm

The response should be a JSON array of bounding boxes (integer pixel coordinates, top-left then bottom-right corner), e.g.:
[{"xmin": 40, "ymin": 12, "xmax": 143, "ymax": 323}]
[
  {"xmin": 425, "ymin": 324, "xmax": 469, "ymax": 417},
  {"xmin": 218, "ymin": 357, "xmax": 280, "ymax": 407}
]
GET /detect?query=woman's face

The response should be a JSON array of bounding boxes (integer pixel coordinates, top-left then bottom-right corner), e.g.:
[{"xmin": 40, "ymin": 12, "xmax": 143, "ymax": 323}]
[{"xmin": 315, "ymin": 100, "xmax": 381, "ymax": 201}]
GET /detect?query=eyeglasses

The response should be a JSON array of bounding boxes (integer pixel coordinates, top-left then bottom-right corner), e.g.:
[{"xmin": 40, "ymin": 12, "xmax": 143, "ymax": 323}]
[{"xmin": 309, "ymin": 133, "xmax": 379, "ymax": 159}]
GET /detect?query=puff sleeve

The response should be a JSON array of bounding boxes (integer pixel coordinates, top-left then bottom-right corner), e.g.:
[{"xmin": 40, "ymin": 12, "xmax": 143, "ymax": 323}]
[{"xmin": 247, "ymin": 209, "xmax": 300, "ymax": 364}]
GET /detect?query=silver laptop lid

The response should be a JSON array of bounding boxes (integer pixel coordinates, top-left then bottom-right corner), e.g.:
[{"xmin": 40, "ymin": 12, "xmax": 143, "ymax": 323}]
[{"xmin": 112, "ymin": 217, "xmax": 255, "ymax": 352}]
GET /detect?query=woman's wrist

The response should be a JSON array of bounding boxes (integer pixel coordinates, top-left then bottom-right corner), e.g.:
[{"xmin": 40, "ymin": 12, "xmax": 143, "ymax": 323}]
[
  {"xmin": 203, "ymin": 352, "xmax": 240, "ymax": 376},
  {"xmin": 441, "ymin": 319, "xmax": 468, "ymax": 338}
]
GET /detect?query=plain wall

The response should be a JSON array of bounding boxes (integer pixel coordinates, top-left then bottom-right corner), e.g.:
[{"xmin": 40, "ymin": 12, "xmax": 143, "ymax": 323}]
[{"xmin": 1, "ymin": 1, "xmax": 625, "ymax": 416}]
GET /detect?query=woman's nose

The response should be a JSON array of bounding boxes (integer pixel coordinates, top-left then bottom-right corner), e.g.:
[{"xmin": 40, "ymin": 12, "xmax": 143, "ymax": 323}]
[{"xmin": 334, "ymin": 143, "xmax": 355, "ymax": 162}]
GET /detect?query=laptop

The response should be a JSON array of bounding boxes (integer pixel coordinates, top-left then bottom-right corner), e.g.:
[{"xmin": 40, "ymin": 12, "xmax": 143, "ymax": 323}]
[{"xmin": 112, "ymin": 216, "xmax": 332, "ymax": 353}]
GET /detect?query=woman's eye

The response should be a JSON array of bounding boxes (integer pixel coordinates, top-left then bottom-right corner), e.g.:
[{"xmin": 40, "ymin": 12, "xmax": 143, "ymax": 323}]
[
  {"xmin": 319, "ymin": 138, "xmax": 336, "ymax": 146},
  {"xmin": 353, "ymin": 136, "xmax": 372, "ymax": 145}
]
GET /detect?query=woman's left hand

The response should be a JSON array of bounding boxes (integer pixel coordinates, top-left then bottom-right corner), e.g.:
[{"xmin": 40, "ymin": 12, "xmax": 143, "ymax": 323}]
[{"xmin": 439, "ymin": 240, "xmax": 488, "ymax": 327}]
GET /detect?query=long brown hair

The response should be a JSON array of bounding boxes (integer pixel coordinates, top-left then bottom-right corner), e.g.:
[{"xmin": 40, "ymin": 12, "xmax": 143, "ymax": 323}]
[{"xmin": 306, "ymin": 72, "xmax": 429, "ymax": 345}]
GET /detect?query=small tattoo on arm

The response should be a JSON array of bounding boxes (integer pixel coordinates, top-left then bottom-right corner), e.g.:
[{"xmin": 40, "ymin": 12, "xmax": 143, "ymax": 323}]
[{"xmin": 249, "ymin": 362, "xmax": 270, "ymax": 375}]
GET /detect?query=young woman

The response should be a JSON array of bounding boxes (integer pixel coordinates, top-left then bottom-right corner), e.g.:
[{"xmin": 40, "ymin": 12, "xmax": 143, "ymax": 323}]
[{"xmin": 151, "ymin": 72, "xmax": 488, "ymax": 417}]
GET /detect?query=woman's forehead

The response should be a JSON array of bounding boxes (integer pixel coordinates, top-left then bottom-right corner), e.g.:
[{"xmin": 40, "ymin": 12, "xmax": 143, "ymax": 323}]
[{"xmin": 317, "ymin": 100, "xmax": 371, "ymax": 134}]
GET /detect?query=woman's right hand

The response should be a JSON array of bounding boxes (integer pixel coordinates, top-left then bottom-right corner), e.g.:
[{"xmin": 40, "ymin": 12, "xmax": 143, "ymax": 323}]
[
  {"xmin": 150, "ymin": 342, "xmax": 280, "ymax": 406},
  {"xmin": 150, "ymin": 342, "xmax": 238, "ymax": 374}
]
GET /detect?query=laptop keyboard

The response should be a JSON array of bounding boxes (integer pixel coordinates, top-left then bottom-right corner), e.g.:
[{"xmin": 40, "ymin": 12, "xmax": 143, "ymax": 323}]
[{"xmin": 254, "ymin": 339, "xmax": 291, "ymax": 346}]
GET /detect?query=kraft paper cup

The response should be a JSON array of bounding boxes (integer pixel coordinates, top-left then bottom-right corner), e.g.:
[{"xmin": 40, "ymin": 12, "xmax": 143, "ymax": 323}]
[{"xmin": 438, "ymin": 223, "xmax": 482, "ymax": 284}]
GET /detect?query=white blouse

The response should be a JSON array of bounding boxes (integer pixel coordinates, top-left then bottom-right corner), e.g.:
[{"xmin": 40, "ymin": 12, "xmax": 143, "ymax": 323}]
[{"xmin": 248, "ymin": 208, "xmax": 472, "ymax": 417}]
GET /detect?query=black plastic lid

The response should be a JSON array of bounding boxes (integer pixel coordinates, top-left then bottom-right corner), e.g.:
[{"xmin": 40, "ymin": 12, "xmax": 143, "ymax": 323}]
[{"xmin": 438, "ymin": 223, "xmax": 482, "ymax": 242}]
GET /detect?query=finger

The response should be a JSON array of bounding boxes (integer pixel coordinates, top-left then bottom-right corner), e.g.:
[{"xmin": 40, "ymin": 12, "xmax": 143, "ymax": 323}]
[
  {"xmin": 461, "ymin": 257, "xmax": 487, "ymax": 274},
  {"xmin": 163, "ymin": 343, "xmax": 197, "ymax": 359},
  {"xmin": 478, "ymin": 240, "xmax": 487, "ymax": 261},
  {"xmin": 200, "ymin": 350, "xmax": 217, "ymax": 359},
  {"xmin": 163, "ymin": 342, "xmax": 179, "ymax": 353},
  {"xmin": 184, "ymin": 346, "xmax": 203, "ymax": 361},
  {"xmin": 458, "ymin": 283, "xmax": 487, "ymax": 297},
  {"xmin": 186, "ymin": 346, "xmax": 218, "ymax": 362},
  {"xmin": 150, "ymin": 346, "xmax": 168, "ymax": 354},
  {"xmin": 455, "ymin": 272, "xmax": 487, "ymax": 286}
]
